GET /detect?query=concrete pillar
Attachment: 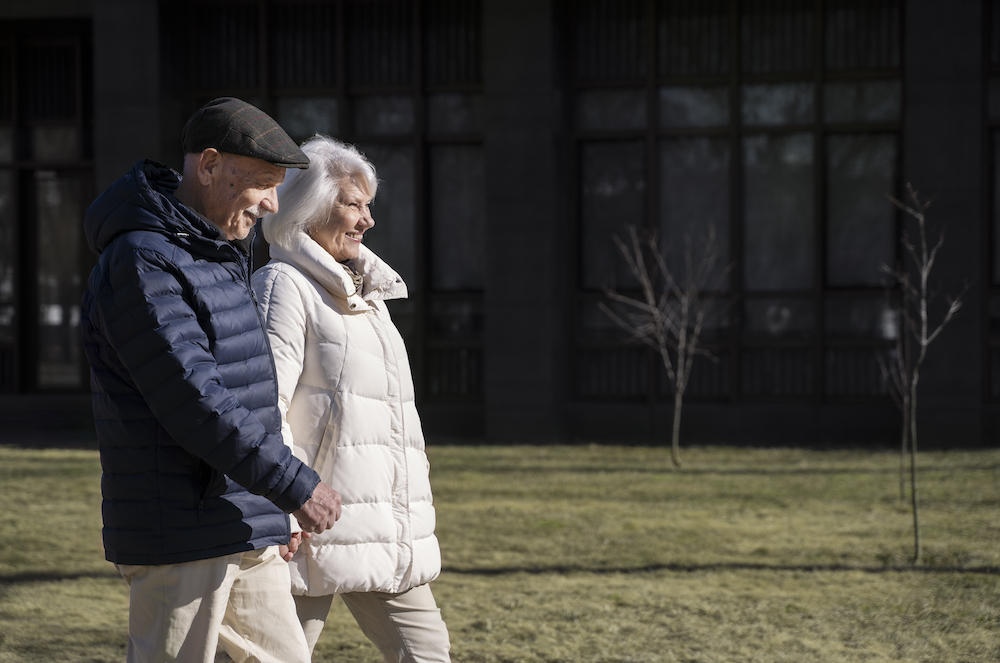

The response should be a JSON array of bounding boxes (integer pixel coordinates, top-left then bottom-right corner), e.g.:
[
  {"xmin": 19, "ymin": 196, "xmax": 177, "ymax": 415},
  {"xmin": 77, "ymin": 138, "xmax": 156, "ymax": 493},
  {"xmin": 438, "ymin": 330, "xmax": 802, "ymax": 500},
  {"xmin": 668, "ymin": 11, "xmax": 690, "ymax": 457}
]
[
  {"xmin": 482, "ymin": 0, "xmax": 569, "ymax": 441},
  {"xmin": 93, "ymin": 0, "xmax": 160, "ymax": 189},
  {"xmin": 902, "ymin": 0, "xmax": 984, "ymax": 443}
]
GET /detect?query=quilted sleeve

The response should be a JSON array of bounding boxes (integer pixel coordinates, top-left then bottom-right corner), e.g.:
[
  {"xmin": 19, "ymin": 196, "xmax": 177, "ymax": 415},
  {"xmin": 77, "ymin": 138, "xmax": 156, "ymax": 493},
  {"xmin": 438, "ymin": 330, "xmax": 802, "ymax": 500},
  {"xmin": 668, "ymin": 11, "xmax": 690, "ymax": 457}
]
[
  {"xmin": 252, "ymin": 266, "xmax": 308, "ymax": 453},
  {"xmin": 90, "ymin": 246, "xmax": 319, "ymax": 514}
]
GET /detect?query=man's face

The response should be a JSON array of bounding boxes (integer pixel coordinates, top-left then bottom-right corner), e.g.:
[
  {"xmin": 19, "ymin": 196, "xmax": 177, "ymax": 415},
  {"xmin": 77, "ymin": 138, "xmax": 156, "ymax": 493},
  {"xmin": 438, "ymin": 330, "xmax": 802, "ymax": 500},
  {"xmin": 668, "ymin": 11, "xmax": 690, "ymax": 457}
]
[{"xmin": 203, "ymin": 153, "xmax": 286, "ymax": 240}]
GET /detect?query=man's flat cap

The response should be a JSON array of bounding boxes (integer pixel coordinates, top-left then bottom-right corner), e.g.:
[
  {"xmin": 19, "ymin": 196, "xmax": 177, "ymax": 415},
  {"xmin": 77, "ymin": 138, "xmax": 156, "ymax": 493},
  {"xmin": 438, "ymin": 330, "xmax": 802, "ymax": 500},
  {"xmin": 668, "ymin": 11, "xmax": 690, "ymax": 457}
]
[{"xmin": 182, "ymin": 97, "xmax": 309, "ymax": 169}]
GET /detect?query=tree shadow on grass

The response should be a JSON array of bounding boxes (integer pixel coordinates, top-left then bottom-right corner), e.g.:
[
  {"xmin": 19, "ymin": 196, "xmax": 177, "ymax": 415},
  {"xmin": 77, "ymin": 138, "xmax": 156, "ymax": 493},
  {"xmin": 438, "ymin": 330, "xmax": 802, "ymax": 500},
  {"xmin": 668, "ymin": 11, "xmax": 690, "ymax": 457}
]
[
  {"xmin": 0, "ymin": 569, "xmax": 119, "ymax": 586},
  {"xmin": 443, "ymin": 562, "xmax": 1000, "ymax": 576}
]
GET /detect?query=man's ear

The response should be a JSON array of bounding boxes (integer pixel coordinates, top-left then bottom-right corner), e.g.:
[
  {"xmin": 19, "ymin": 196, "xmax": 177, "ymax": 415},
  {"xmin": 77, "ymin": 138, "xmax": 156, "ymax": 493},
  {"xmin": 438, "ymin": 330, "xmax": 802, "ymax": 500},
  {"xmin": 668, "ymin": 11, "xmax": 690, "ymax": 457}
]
[{"xmin": 195, "ymin": 148, "xmax": 223, "ymax": 186}]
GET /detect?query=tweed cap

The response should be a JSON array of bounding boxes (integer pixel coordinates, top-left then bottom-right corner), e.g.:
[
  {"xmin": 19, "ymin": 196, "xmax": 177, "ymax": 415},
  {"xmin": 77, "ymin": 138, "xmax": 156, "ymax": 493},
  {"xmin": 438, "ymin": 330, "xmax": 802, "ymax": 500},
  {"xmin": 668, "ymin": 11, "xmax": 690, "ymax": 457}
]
[{"xmin": 182, "ymin": 97, "xmax": 309, "ymax": 169}]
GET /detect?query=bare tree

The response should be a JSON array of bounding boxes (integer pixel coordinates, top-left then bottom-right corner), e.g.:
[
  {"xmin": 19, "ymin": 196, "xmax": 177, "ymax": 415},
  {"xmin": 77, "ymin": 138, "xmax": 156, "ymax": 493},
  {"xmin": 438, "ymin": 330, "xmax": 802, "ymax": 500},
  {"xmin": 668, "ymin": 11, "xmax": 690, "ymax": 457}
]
[
  {"xmin": 879, "ymin": 183, "xmax": 965, "ymax": 565},
  {"xmin": 600, "ymin": 225, "xmax": 730, "ymax": 468}
]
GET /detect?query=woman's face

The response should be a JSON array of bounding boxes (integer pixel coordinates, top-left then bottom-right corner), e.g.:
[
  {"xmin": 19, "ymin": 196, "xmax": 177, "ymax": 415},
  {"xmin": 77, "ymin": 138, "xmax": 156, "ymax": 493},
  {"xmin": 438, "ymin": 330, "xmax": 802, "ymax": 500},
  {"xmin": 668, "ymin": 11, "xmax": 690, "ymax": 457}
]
[{"xmin": 309, "ymin": 179, "xmax": 375, "ymax": 262}]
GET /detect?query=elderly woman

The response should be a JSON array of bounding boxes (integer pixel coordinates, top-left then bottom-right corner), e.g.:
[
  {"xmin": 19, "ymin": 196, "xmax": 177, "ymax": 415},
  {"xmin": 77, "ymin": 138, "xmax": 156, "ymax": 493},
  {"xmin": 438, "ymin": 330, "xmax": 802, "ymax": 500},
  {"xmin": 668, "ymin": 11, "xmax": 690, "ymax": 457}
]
[{"xmin": 251, "ymin": 136, "xmax": 449, "ymax": 662}]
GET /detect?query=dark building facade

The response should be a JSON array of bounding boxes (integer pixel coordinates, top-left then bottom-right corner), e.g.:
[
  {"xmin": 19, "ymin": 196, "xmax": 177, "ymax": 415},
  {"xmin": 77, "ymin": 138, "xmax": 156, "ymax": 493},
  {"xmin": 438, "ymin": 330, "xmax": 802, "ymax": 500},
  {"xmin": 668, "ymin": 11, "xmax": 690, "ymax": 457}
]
[{"xmin": 0, "ymin": 0, "xmax": 996, "ymax": 446}]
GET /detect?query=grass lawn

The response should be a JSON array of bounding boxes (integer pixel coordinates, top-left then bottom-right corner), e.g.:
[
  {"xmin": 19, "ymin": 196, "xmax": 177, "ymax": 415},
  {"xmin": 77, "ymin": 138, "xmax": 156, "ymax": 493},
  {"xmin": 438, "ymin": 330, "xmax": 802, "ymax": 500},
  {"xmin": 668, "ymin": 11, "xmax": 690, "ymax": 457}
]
[{"xmin": 0, "ymin": 445, "xmax": 997, "ymax": 662}]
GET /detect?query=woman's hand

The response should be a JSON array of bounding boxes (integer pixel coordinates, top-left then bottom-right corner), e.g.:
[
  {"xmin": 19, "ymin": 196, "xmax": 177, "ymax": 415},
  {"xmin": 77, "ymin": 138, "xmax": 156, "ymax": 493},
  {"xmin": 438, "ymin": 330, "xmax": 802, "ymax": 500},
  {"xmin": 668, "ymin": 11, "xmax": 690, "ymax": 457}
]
[{"xmin": 279, "ymin": 531, "xmax": 311, "ymax": 561}]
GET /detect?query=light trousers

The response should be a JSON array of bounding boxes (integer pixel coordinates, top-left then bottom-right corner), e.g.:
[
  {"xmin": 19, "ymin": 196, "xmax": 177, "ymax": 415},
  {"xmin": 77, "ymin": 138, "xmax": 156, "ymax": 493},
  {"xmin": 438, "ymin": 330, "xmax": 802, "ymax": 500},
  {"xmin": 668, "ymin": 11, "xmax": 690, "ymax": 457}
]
[
  {"xmin": 116, "ymin": 546, "xmax": 311, "ymax": 663},
  {"xmin": 294, "ymin": 583, "xmax": 451, "ymax": 663}
]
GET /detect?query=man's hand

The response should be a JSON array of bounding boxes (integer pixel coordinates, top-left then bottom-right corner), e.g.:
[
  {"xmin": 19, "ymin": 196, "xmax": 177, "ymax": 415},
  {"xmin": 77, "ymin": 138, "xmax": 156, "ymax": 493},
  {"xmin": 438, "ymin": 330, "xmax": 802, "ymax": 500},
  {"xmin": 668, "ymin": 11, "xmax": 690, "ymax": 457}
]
[
  {"xmin": 278, "ymin": 531, "xmax": 311, "ymax": 562},
  {"xmin": 292, "ymin": 481, "xmax": 342, "ymax": 534}
]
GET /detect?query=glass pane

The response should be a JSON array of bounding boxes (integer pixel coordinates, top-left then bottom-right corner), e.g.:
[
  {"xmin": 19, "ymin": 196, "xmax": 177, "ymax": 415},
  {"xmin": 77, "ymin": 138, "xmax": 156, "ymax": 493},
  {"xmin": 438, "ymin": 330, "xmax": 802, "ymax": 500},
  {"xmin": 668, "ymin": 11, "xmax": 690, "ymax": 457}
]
[
  {"xmin": 36, "ymin": 170, "xmax": 84, "ymax": 388},
  {"xmin": 276, "ymin": 97, "xmax": 338, "ymax": 139},
  {"xmin": 0, "ymin": 126, "xmax": 11, "ymax": 163},
  {"xmin": 429, "ymin": 145, "xmax": 485, "ymax": 290},
  {"xmin": 741, "ymin": 83, "xmax": 814, "ymax": 126},
  {"xmin": 427, "ymin": 92, "xmax": 483, "ymax": 134},
  {"xmin": 0, "ymin": 170, "xmax": 14, "ymax": 344},
  {"xmin": 575, "ymin": 89, "xmax": 646, "ymax": 131},
  {"xmin": 824, "ymin": 80, "xmax": 901, "ymax": 124},
  {"xmin": 575, "ymin": 347, "xmax": 649, "ymax": 400},
  {"xmin": 659, "ymin": 86, "xmax": 729, "ymax": 128},
  {"xmin": 575, "ymin": 0, "xmax": 646, "ymax": 81},
  {"xmin": 354, "ymin": 95, "xmax": 415, "ymax": 136},
  {"xmin": 429, "ymin": 299, "xmax": 483, "ymax": 340},
  {"xmin": 269, "ymin": 2, "xmax": 337, "ymax": 88},
  {"xmin": 825, "ymin": 347, "xmax": 888, "ymax": 397},
  {"xmin": 578, "ymin": 301, "xmax": 626, "ymax": 341},
  {"xmin": 424, "ymin": 0, "xmax": 482, "ymax": 86},
  {"xmin": 743, "ymin": 298, "xmax": 814, "ymax": 339},
  {"xmin": 741, "ymin": 348, "xmax": 814, "ymax": 396},
  {"xmin": 740, "ymin": 1, "xmax": 815, "ymax": 74},
  {"xmin": 580, "ymin": 141, "xmax": 645, "ymax": 290},
  {"xmin": 825, "ymin": 297, "xmax": 898, "ymax": 340},
  {"xmin": 193, "ymin": 3, "xmax": 259, "ymax": 89},
  {"xmin": 743, "ymin": 133, "xmax": 814, "ymax": 290},
  {"xmin": 357, "ymin": 144, "xmax": 416, "ymax": 293},
  {"xmin": 989, "ymin": 295, "xmax": 1000, "ymax": 341},
  {"xmin": 658, "ymin": 0, "xmax": 730, "ymax": 77},
  {"xmin": 826, "ymin": 134, "xmax": 896, "ymax": 287},
  {"xmin": 990, "ymin": 78, "xmax": 1000, "ymax": 123},
  {"xmin": 994, "ymin": 131, "xmax": 1000, "ymax": 286},
  {"xmin": 659, "ymin": 137, "xmax": 730, "ymax": 289},
  {"xmin": 825, "ymin": 0, "xmax": 901, "ymax": 71},
  {"xmin": 31, "ymin": 126, "xmax": 80, "ymax": 161}
]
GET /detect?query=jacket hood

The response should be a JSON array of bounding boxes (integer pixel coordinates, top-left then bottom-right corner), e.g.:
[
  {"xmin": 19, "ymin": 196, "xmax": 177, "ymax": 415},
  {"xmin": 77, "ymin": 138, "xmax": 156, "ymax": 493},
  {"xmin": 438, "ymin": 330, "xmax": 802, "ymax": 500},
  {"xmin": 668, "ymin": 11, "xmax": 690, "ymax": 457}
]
[
  {"xmin": 268, "ymin": 232, "xmax": 408, "ymax": 308},
  {"xmin": 85, "ymin": 159, "xmax": 225, "ymax": 255}
]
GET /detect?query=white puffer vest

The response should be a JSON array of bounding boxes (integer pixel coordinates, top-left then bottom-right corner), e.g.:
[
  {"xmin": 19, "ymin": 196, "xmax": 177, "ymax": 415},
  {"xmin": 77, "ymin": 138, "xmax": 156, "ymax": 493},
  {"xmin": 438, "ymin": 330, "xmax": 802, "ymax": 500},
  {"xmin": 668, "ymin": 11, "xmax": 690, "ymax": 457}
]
[{"xmin": 251, "ymin": 233, "xmax": 441, "ymax": 596}]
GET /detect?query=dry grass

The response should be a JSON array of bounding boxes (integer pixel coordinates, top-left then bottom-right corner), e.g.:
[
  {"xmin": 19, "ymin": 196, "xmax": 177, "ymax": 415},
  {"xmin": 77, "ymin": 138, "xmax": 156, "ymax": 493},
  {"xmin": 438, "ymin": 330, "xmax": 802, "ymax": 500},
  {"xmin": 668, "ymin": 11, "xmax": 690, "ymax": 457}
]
[{"xmin": 0, "ymin": 445, "xmax": 997, "ymax": 662}]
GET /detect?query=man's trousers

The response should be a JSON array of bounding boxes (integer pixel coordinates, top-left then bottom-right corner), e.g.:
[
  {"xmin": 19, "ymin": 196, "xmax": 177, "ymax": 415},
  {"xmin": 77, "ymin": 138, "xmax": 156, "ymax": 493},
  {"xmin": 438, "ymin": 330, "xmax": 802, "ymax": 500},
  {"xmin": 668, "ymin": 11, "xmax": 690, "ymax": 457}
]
[{"xmin": 116, "ymin": 546, "xmax": 311, "ymax": 663}]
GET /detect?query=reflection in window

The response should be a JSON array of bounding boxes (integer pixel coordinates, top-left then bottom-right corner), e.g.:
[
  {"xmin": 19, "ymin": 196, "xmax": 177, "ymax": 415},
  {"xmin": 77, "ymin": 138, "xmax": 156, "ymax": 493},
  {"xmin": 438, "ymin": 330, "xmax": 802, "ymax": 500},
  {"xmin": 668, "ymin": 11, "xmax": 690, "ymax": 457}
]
[
  {"xmin": 276, "ymin": 97, "xmax": 338, "ymax": 138},
  {"xmin": 743, "ymin": 133, "xmax": 814, "ymax": 290},
  {"xmin": 741, "ymin": 83, "xmax": 814, "ymax": 126},
  {"xmin": 575, "ymin": 89, "xmax": 646, "ymax": 131},
  {"xmin": 354, "ymin": 95, "xmax": 415, "ymax": 136},
  {"xmin": 429, "ymin": 299, "xmax": 483, "ymax": 340},
  {"xmin": 993, "ymin": 132, "xmax": 1000, "ymax": 286},
  {"xmin": 825, "ymin": 297, "xmax": 897, "ymax": 340},
  {"xmin": 430, "ymin": 145, "xmax": 485, "ymax": 290},
  {"xmin": 659, "ymin": 137, "xmax": 730, "ymax": 286},
  {"xmin": 659, "ymin": 86, "xmax": 729, "ymax": 128},
  {"xmin": 427, "ymin": 93, "xmax": 483, "ymax": 134},
  {"xmin": 31, "ymin": 126, "xmax": 81, "ymax": 162},
  {"xmin": 35, "ymin": 171, "xmax": 83, "ymax": 388},
  {"xmin": 743, "ymin": 298, "xmax": 814, "ymax": 339},
  {"xmin": 580, "ymin": 141, "xmax": 645, "ymax": 290},
  {"xmin": 0, "ymin": 127, "xmax": 11, "ymax": 163},
  {"xmin": 824, "ymin": 80, "xmax": 901, "ymax": 124},
  {"xmin": 0, "ymin": 170, "xmax": 13, "ymax": 344},
  {"xmin": 826, "ymin": 134, "xmax": 896, "ymax": 287}
]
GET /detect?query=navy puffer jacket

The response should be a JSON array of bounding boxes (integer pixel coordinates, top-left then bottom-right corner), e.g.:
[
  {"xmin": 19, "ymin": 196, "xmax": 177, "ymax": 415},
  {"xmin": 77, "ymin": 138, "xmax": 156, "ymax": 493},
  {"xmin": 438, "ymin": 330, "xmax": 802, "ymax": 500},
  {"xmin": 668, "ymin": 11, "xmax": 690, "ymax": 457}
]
[{"xmin": 81, "ymin": 159, "xmax": 320, "ymax": 566}]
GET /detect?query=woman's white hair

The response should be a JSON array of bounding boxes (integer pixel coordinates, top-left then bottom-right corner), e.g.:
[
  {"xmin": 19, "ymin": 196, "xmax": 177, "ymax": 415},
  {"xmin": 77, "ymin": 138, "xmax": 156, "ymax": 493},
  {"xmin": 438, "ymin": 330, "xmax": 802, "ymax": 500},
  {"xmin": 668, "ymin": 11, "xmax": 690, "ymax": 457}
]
[{"xmin": 262, "ymin": 134, "xmax": 378, "ymax": 251}]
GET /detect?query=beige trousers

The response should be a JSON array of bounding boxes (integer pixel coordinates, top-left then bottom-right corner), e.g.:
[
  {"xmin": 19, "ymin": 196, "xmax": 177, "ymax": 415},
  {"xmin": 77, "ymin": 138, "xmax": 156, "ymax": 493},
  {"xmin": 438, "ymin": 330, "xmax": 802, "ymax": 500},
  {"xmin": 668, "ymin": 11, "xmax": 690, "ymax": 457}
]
[
  {"xmin": 116, "ymin": 546, "xmax": 310, "ymax": 663},
  {"xmin": 294, "ymin": 583, "xmax": 451, "ymax": 662}
]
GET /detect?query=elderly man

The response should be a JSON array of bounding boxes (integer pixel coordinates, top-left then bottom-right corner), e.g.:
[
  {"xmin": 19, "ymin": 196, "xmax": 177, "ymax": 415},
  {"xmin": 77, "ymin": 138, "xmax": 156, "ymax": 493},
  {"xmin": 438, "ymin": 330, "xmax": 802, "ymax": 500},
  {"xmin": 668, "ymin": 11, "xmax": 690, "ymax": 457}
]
[{"xmin": 81, "ymin": 97, "xmax": 342, "ymax": 663}]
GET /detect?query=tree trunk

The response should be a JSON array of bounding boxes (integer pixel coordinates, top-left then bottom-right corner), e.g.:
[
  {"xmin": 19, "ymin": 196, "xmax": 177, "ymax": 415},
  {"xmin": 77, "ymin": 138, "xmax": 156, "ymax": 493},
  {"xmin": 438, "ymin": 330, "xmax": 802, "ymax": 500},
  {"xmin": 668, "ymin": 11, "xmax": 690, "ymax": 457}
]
[
  {"xmin": 909, "ymin": 378, "xmax": 921, "ymax": 565},
  {"xmin": 899, "ymin": 392, "xmax": 909, "ymax": 501},
  {"xmin": 671, "ymin": 388, "xmax": 683, "ymax": 468}
]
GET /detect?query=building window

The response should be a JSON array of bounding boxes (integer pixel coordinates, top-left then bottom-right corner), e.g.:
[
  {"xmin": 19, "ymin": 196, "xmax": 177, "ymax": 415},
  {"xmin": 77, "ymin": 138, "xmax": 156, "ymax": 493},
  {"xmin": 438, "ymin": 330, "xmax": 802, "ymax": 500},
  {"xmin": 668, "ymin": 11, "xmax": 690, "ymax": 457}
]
[
  {"xmin": 163, "ymin": 0, "xmax": 484, "ymax": 403},
  {"xmin": 986, "ymin": 0, "xmax": 1000, "ymax": 401},
  {"xmin": 0, "ymin": 20, "xmax": 93, "ymax": 392},
  {"xmin": 572, "ymin": 0, "xmax": 902, "ymax": 404}
]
